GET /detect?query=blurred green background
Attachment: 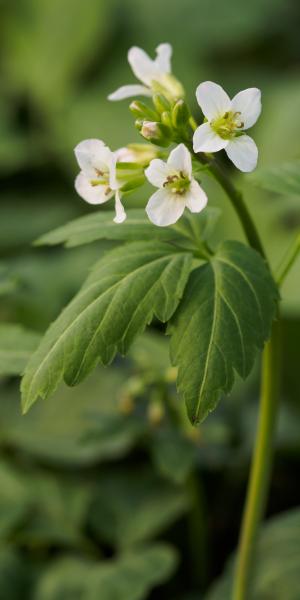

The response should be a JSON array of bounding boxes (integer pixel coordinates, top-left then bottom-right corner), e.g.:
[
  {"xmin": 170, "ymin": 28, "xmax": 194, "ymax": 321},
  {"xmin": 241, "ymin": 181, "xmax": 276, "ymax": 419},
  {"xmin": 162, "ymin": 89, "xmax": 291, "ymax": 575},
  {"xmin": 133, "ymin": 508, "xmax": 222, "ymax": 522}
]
[{"xmin": 0, "ymin": 0, "xmax": 300, "ymax": 598}]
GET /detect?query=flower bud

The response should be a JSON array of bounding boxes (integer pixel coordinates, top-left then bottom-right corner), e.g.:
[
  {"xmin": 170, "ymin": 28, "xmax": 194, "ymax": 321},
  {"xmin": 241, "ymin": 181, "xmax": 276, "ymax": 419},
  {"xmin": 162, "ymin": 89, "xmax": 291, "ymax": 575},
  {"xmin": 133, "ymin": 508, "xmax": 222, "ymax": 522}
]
[
  {"xmin": 140, "ymin": 121, "xmax": 171, "ymax": 147},
  {"xmin": 151, "ymin": 75, "xmax": 185, "ymax": 102},
  {"xmin": 172, "ymin": 99, "xmax": 190, "ymax": 128},
  {"xmin": 161, "ymin": 111, "xmax": 172, "ymax": 129},
  {"xmin": 135, "ymin": 119, "xmax": 143, "ymax": 132},
  {"xmin": 123, "ymin": 143, "xmax": 160, "ymax": 166},
  {"xmin": 129, "ymin": 100, "xmax": 158, "ymax": 121},
  {"xmin": 148, "ymin": 400, "xmax": 165, "ymax": 426},
  {"xmin": 152, "ymin": 93, "xmax": 171, "ymax": 114}
]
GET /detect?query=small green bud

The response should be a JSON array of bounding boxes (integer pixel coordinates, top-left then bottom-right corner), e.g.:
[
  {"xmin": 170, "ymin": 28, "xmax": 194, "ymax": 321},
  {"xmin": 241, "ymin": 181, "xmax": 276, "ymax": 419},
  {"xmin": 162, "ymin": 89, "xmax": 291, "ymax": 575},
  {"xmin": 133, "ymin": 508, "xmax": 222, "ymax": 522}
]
[
  {"xmin": 152, "ymin": 93, "xmax": 171, "ymax": 114},
  {"xmin": 171, "ymin": 99, "xmax": 190, "ymax": 128},
  {"xmin": 120, "ymin": 175, "xmax": 146, "ymax": 192},
  {"xmin": 140, "ymin": 121, "xmax": 171, "ymax": 147},
  {"xmin": 129, "ymin": 100, "xmax": 158, "ymax": 121},
  {"xmin": 135, "ymin": 119, "xmax": 143, "ymax": 132},
  {"xmin": 161, "ymin": 111, "xmax": 172, "ymax": 129}
]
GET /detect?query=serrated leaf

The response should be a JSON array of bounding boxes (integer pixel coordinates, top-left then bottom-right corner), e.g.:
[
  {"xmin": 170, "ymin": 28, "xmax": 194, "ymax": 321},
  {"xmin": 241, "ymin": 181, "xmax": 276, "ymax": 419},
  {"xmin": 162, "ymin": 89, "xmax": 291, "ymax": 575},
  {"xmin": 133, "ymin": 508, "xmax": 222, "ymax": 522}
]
[
  {"xmin": 206, "ymin": 508, "xmax": 300, "ymax": 600},
  {"xmin": 0, "ymin": 324, "xmax": 41, "ymax": 376},
  {"xmin": 35, "ymin": 207, "xmax": 220, "ymax": 250},
  {"xmin": 21, "ymin": 241, "xmax": 192, "ymax": 412},
  {"xmin": 251, "ymin": 160, "xmax": 300, "ymax": 196},
  {"xmin": 169, "ymin": 241, "xmax": 278, "ymax": 424},
  {"xmin": 35, "ymin": 209, "xmax": 179, "ymax": 247},
  {"xmin": 34, "ymin": 544, "xmax": 177, "ymax": 600}
]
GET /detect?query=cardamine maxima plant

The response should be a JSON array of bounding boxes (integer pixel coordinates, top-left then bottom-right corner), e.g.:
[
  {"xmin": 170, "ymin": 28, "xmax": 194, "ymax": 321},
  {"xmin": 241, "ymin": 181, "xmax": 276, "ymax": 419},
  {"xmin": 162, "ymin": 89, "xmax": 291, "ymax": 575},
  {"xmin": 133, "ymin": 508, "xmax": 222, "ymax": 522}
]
[{"xmin": 20, "ymin": 43, "xmax": 300, "ymax": 599}]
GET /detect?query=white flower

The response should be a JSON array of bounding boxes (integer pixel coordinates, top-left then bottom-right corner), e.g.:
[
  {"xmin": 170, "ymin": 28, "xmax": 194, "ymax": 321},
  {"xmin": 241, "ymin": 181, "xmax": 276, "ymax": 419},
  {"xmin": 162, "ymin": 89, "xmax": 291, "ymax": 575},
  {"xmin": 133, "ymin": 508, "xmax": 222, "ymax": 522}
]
[
  {"xmin": 193, "ymin": 82, "xmax": 261, "ymax": 172},
  {"xmin": 145, "ymin": 144, "xmax": 207, "ymax": 227},
  {"xmin": 74, "ymin": 139, "xmax": 126, "ymax": 223},
  {"xmin": 108, "ymin": 43, "xmax": 183, "ymax": 102}
]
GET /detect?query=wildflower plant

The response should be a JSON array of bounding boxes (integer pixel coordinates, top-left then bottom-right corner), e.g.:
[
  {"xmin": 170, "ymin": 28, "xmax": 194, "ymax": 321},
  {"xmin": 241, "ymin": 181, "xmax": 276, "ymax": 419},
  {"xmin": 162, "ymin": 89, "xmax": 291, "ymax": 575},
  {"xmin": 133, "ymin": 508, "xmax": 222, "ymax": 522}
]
[{"xmin": 20, "ymin": 43, "xmax": 300, "ymax": 600}]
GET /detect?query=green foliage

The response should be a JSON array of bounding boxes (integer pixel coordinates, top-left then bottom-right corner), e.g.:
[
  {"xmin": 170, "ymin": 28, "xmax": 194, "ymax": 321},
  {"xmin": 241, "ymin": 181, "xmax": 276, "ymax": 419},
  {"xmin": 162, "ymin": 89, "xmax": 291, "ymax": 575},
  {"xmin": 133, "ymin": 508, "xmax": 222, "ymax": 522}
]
[
  {"xmin": 251, "ymin": 160, "xmax": 300, "ymax": 196},
  {"xmin": 206, "ymin": 508, "xmax": 300, "ymax": 599},
  {"xmin": 169, "ymin": 241, "xmax": 278, "ymax": 423},
  {"xmin": 34, "ymin": 544, "xmax": 177, "ymax": 600},
  {"xmin": 149, "ymin": 428, "xmax": 197, "ymax": 484},
  {"xmin": 88, "ymin": 467, "xmax": 188, "ymax": 548},
  {"xmin": 21, "ymin": 241, "xmax": 192, "ymax": 412},
  {"xmin": 36, "ymin": 209, "xmax": 179, "ymax": 247},
  {"xmin": 36, "ymin": 207, "xmax": 220, "ymax": 249},
  {"xmin": 0, "ymin": 324, "xmax": 40, "ymax": 376}
]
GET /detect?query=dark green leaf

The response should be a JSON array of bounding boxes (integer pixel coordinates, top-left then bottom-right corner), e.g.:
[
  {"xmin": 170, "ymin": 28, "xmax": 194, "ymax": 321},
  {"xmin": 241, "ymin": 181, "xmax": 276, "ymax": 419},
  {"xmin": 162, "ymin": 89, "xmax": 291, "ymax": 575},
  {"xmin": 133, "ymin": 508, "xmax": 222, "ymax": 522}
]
[
  {"xmin": 35, "ymin": 209, "xmax": 179, "ymax": 247},
  {"xmin": 169, "ymin": 241, "xmax": 278, "ymax": 423},
  {"xmin": 21, "ymin": 241, "xmax": 192, "ymax": 412},
  {"xmin": 35, "ymin": 207, "xmax": 220, "ymax": 250}
]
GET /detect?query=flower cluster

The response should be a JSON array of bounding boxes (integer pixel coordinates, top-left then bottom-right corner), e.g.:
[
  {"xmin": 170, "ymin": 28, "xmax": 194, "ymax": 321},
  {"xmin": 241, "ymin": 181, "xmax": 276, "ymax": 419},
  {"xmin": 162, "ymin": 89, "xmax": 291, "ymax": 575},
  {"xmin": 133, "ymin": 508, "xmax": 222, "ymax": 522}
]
[{"xmin": 74, "ymin": 43, "xmax": 261, "ymax": 227}]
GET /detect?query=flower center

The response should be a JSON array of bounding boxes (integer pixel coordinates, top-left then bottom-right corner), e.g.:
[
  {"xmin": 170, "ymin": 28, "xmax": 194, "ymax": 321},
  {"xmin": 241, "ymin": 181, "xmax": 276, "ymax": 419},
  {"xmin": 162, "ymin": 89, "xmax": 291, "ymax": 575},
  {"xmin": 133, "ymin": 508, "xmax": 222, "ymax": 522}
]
[
  {"xmin": 211, "ymin": 111, "xmax": 244, "ymax": 139},
  {"xmin": 90, "ymin": 168, "xmax": 111, "ymax": 195},
  {"xmin": 163, "ymin": 171, "xmax": 190, "ymax": 195}
]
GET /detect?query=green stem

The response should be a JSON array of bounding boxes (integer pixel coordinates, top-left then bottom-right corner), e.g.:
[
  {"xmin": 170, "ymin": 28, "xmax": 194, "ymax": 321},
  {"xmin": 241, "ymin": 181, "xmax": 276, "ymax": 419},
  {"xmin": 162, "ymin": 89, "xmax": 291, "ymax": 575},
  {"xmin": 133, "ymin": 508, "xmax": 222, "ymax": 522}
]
[
  {"xmin": 193, "ymin": 153, "xmax": 266, "ymax": 258},
  {"xmin": 232, "ymin": 319, "xmax": 281, "ymax": 600},
  {"xmin": 275, "ymin": 232, "xmax": 300, "ymax": 286},
  {"xmin": 206, "ymin": 158, "xmax": 266, "ymax": 259}
]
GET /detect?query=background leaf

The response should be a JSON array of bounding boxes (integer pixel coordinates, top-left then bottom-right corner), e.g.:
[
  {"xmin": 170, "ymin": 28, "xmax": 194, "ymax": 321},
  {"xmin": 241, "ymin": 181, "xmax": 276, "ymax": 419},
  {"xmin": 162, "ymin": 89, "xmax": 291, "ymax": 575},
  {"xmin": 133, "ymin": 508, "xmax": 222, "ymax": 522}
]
[
  {"xmin": 250, "ymin": 160, "xmax": 300, "ymax": 196},
  {"xmin": 0, "ymin": 324, "xmax": 41, "ymax": 376},
  {"xmin": 88, "ymin": 467, "xmax": 188, "ymax": 548},
  {"xmin": 206, "ymin": 508, "xmax": 300, "ymax": 600},
  {"xmin": 34, "ymin": 544, "xmax": 177, "ymax": 600}
]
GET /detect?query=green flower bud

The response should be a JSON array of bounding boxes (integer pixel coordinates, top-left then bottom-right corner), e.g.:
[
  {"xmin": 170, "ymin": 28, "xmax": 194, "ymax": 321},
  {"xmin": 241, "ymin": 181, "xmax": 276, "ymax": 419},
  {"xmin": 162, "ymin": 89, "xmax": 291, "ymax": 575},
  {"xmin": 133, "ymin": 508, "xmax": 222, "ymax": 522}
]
[
  {"xmin": 140, "ymin": 121, "xmax": 171, "ymax": 147},
  {"xmin": 161, "ymin": 111, "xmax": 173, "ymax": 129},
  {"xmin": 129, "ymin": 100, "xmax": 158, "ymax": 121},
  {"xmin": 135, "ymin": 119, "xmax": 143, "ymax": 132},
  {"xmin": 172, "ymin": 99, "xmax": 190, "ymax": 128},
  {"xmin": 152, "ymin": 93, "xmax": 171, "ymax": 114}
]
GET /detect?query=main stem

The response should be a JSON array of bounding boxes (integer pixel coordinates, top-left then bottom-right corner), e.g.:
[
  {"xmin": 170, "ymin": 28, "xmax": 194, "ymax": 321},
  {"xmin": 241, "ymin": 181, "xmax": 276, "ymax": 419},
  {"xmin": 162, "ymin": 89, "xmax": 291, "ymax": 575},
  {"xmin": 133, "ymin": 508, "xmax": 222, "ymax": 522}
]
[
  {"xmin": 192, "ymin": 147, "xmax": 280, "ymax": 599},
  {"xmin": 232, "ymin": 319, "xmax": 281, "ymax": 600}
]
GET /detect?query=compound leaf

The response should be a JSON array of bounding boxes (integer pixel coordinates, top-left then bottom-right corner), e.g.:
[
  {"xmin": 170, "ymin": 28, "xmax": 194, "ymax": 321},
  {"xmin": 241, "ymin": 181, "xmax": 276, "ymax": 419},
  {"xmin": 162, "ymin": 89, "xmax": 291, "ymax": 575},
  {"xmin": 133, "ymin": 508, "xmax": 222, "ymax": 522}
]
[{"xmin": 169, "ymin": 241, "xmax": 278, "ymax": 423}]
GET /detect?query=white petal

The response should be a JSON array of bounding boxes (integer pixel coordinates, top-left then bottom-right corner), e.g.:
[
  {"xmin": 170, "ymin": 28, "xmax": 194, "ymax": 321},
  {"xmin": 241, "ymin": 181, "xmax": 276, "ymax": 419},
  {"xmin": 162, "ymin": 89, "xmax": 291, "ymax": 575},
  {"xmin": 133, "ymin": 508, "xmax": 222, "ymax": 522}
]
[
  {"xmin": 74, "ymin": 139, "xmax": 106, "ymax": 176},
  {"xmin": 185, "ymin": 180, "xmax": 208, "ymax": 213},
  {"xmin": 114, "ymin": 191, "xmax": 127, "ymax": 223},
  {"xmin": 196, "ymin": 81, "xmax": 231, "ymax": 120},
  {"xmin": 225, "ymin": 135, "xmax": 258, "ymax": 172},
  {"xmin": 145, "ymin": 159, "xmax": 170, "ymax": 188},
  {"xmin": 168, "ymin": 144, "xmax": 192, "ymax": 178},
  {"xmin": 193, "ymin": 122, "xmax": 228, "ymax": 153},
  {"xmin": 146, "ymin": 189, "xmax": 185, "ymax": 226},
  {"xmin": 231, "ymin": 88, "xmax": 261, "ymax": 129},
  {"xmin": 128, "ymin": 46, "xmax": 158, "ymax": 86},
  {"xmin": 108, "ymin": 152, "xmax": 119, "ymax": 190},
  {"xmin": 75, "ymin": 172, "xmax": 113, "ymax": 205},
  {"xmin": 108, "ymin": 84, "xmax": 151, "ymax": 101},
  {"xmin": 155, "ymin": 43, "xmax": 172, "ymax": 73}
]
